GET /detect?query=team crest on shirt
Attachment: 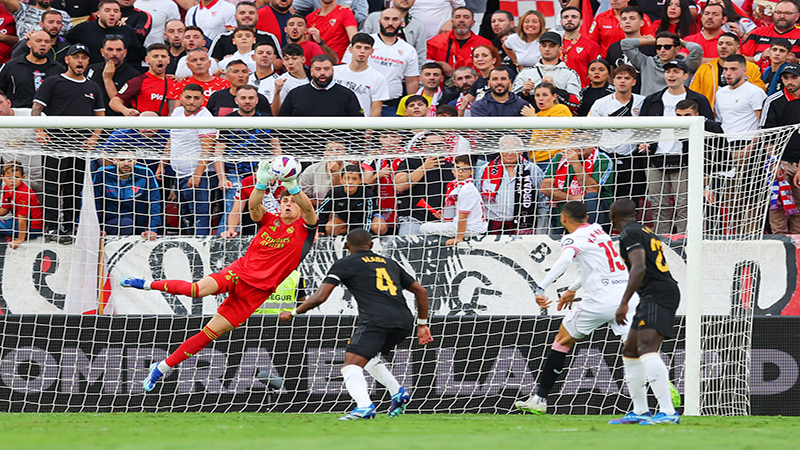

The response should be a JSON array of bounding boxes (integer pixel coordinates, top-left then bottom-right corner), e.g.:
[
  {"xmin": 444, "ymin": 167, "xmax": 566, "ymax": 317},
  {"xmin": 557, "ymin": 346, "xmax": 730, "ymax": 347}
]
[
  {"xmin": 274, "ymin": 219, "xmax": 280, "ymax": 227},
  {"xmin": 398, "ymin": 50, "xmax": 404, "ymax": 55},
  {"xmin": 576, "ymin": 47, "xmax": 583, "ymax": 53},
  {"xmin": 212, "ymin": 11, "xmax": 219, "ymax": 17},
  {"xmin": 330, "ymin": 18, "xmax": 337, "ymax": 26}
]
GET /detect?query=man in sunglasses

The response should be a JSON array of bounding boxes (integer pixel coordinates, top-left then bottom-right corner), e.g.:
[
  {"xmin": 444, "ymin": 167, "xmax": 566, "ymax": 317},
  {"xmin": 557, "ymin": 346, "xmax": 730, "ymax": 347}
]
[{"xmin": 621, "ymin": 31, "xmax": 703, "ymax": 97}]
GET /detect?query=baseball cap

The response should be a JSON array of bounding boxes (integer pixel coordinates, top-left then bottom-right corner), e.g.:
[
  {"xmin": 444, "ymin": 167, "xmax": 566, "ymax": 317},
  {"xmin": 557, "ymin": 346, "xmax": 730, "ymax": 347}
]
[
  {"xmin": 781, "ymin": 64, "xmax": 800, "ymax": 77},
  {"xmin": 663, "ymin": 59, "xmax": 689, "ymax": 73},
  {"xmin": 539, "ymin": 31, "xmax": 562, "ymax": 46},
  {"xmin": 67, "ymin": 43, "xmax": 90, "ymax": 57}
]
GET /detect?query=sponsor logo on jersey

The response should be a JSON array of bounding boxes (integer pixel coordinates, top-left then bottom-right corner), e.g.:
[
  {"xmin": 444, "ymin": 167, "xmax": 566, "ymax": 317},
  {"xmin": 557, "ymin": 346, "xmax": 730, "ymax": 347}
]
[{"xmin": 85, "ymin": 93, "xmax": 95, "ymax": 100}]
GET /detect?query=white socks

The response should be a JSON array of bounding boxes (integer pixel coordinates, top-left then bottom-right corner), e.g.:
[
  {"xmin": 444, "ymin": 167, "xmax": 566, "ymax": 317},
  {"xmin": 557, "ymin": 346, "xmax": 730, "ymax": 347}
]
[
  {"xmin": 341, "ymin": 365, "xmax": 372, "ymax": 408},
  {"xmin": 364, "ymin": 357, "xmax": 400, "ymax": 396},
  {"xmin": 641, "ymin": 352, "xmax": 676, "ymax": 415},
  {"xmin": 623, "ymin": 357, "xmax": 649, "ymax": 415}
]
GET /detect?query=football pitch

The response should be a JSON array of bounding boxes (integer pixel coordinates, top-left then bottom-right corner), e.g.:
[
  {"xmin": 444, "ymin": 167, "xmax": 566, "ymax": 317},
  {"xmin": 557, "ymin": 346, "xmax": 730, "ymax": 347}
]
[{"xmin": 0, "ymin": 413, "xmax": 797, "ymax": 450}]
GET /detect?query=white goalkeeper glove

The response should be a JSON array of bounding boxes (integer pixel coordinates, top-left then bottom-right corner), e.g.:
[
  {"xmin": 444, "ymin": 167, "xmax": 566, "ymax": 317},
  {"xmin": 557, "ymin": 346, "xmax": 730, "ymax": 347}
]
[
  {"xmin": 255, "ymin": 160, "xmax": 275, "ymax": 190},
  {"xmin": 282, "ymin": 178, "xmax": 301, "ymax": 195}
]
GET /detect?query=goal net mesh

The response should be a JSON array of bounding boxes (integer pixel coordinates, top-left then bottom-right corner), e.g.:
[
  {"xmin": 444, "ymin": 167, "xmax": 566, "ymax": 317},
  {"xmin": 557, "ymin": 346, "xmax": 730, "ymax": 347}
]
[{"xmin": 0, "ymin": 118, "xmax": 794, "ymax": 415}]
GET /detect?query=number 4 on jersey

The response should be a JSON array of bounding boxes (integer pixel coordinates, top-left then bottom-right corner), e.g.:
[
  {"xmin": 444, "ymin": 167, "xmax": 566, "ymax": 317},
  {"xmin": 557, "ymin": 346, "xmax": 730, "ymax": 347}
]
[
  {"xmin": 598, "ymin": 241, "xmax": 626, "ymax": 272},
  {"xmin": 375, "ymin": 268, "xmax": 398, "ymax": 295}
]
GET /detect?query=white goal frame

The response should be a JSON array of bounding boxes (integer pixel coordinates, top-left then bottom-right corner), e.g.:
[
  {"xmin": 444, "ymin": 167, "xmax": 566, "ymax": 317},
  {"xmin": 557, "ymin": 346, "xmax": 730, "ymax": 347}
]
[{"xmin": 0, "ymin": 115, "xmax": 707, "ymax": 415}]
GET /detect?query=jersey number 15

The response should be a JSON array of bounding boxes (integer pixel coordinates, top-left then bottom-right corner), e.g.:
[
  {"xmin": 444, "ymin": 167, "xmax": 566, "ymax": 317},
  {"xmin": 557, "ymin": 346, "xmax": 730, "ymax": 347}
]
[{"xmin": 598, "ymin": 241, "xmax": 626, "ymax": 272}]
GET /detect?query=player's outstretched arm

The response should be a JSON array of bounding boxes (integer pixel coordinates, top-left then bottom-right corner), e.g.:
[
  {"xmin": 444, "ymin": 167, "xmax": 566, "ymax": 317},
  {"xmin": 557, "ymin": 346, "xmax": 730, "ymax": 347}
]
[
  {"xmin": 250, "ymin": 160, "xmax": 275, "ymax": 222},
  {"xmin": 536, "ymin": 247, "xmax": 578, "ymax": 308},
  {"xmin": 279, "ymin": 282, "xmax": 335, "ymax": 321},
  {"xmin": 292, "ymin": 189, "xmax": 317, "ymax": 227},
  {"xmin": 407, "ymin": 281, "xmax": 434, "ymax": 345},
  {"xmin": 616, "ymin": 248, "xmax": 647, "ymax": 325}
]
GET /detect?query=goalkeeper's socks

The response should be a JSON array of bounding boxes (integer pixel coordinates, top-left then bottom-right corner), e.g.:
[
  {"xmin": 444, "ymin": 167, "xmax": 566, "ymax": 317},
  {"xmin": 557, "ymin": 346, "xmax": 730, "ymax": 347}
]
[
  {"xmin": 341, "ymin": 365, "xmax": 373, "ymax": 408},
  {"xmin": 150, "ymin": 280, "xmax": 202, "ymax": 297},
  {"xmin": 364, "ymin": 357, "xmax": 400, "ymax": 396},
  {"xmin": 164, "ymin": 326, "xmax": 220, "ymax": 367},
  {"xmin": 641, "ymin": 352, "xmax": 676, "ymax": 415},
  {"xmin": 624, "ymin": 357, "xmax": 650, "ymax": 415},
  {"xmin": 536, "ymin": 344, "xmax": 568, "ymax": 398}
]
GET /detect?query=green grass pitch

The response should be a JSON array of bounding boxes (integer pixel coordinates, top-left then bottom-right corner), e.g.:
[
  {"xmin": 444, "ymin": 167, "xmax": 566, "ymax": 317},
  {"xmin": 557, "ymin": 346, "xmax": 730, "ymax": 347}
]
[{"xmin": 1, "ymin": 414, "xmax": 798, "ymax": 450}]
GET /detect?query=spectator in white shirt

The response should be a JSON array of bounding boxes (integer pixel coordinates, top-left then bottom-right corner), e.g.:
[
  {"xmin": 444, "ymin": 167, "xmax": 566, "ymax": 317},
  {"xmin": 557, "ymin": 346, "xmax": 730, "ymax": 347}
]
[
  {"xmin": 714, "ymin": 54, "xmax": 767, "ymax": 140},
  {"xmin": 135, "ymin": 0, "xmax": 181, "ymax": 48},
  {"xmin": 185, "ymin": 0, "xmax": 236, "ymax": 41},
  {"xmin": 270, "ymin": 43, "xmax": 309, "ymax": 115},
  {"xmin": 174, "ymin": 25, "xmax": 221, "ymax": 77},
  {"xmin": 334, "ymin": 33, "xmax": 390, "ymax": 117},
  {"xmin": 409, "ymin": 0, "xmax": 466, "ymax": 40}
]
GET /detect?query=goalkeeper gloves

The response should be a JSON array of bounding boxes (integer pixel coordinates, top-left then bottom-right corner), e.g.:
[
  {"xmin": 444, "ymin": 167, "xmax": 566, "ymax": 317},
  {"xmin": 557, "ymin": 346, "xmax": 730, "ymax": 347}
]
[
  {"xmin": 282, "ymin": 178, "xmax": 301, "ymax": 195},
  {"xmin": 255, "ymin": 160, "xmax": 275, "ymax": 190}
]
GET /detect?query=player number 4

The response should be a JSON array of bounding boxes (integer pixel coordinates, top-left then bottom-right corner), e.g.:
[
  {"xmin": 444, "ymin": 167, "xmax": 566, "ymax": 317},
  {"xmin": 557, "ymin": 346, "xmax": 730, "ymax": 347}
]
[
  {"xmin": 598, "ymin": 242, "xmax": 626, "ymax": 272},
  {"xmin": 650, "ymin": 238, "xmax": 670, "ymax": 272},
  {"xmin": 375, "ymin": 268, "xmax": 398, "ymax": 295}
]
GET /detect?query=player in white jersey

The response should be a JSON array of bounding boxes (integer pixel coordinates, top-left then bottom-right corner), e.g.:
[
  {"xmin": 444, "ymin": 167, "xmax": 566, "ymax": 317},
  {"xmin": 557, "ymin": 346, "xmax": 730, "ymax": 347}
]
[{"xmin": 515, "ymin": 201, "xmax": 638, "ymax": 414}]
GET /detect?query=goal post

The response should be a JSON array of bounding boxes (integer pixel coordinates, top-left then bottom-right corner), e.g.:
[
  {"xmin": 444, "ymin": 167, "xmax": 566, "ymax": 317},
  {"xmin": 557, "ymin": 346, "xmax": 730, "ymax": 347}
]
[{"xmin": 0, "ymin": 115, "xmax": 790, "ymax": 415}]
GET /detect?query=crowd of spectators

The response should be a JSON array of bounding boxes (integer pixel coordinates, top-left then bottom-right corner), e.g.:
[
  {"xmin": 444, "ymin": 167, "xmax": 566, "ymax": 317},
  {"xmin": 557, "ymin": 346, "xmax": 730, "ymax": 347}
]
[{"xmin": 0, "ymin": 0, "xmax": 799, "ymax": 244}]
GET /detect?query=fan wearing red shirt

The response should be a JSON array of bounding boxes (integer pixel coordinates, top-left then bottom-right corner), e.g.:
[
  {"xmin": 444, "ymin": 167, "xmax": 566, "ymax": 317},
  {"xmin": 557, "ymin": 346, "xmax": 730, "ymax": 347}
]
[
  {"xmin": 0, "ymin": 5, "xmax": 16, "ymax": 64},
  {"xmin": 0, "ymin": 162, "xmax": 43, "ymax": 249},
  {"xmin": 110, "ymin": 43, "xmax": 176, "ymax": 116},
  {"xmin": 306, "ymin": 0, "xmax": 358, "ymax": 63},
  {"xmin": 123, "ymin": 161, "xmax": 317, "ymax": 392},
  {"xmin": 560, "ymin": 6, "xmax": 603, "ymax": 88},
  {"xmin": 589, "ymin": 0, "xmax": 654, "ymax": 58},
  {"xmin": 427, "ymin": 7, "xmax": 493, "ymax": 76},
  {"xmin": 742, "ymin": 0, "xmax": 800, "ymax": 68},
  {"xmin": 166, "ymin": 48, "xmax": 230, "ymax": 107}
]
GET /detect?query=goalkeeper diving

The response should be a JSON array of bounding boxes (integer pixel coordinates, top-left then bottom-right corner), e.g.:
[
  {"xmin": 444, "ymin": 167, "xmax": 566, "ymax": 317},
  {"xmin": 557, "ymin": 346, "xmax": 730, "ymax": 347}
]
[{"xmin": 121, "ymin": 156, "xmax": 317, "ymax": 392}]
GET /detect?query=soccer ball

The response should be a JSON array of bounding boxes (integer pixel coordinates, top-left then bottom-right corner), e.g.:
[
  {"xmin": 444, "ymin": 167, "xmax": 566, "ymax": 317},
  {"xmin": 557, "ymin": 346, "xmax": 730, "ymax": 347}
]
[{"xmin": 270, "ymin": 155, "xmax": 302, "ymax": 181}]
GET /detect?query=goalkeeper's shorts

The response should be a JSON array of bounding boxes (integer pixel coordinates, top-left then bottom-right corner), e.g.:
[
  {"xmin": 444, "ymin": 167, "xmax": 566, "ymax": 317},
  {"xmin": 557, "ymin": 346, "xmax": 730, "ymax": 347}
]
[{"xmin": 211, "ymin": 266, "xmax": 275, "ymax": 327}]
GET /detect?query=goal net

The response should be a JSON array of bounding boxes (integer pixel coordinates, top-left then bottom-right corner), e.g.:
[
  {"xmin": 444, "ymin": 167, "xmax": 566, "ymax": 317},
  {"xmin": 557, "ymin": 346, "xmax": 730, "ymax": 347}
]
[{"xmin": 0, "ymin": 116, "xmax": 794, "ymax": 415}]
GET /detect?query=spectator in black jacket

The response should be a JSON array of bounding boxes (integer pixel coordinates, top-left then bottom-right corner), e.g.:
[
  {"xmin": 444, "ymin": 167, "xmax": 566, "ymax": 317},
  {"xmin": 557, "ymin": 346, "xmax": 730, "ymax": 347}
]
[
  {"xmin": 86, "ymin": 36, "xmax": 140, "ymax": 116},
  {"xmin": 10, "ymin": 10, "xmax": 70, "ymax": 64},
  {"xmin": 639, "ymin": 59, "xmax": 712, "ymax": 236},
  {"xmin": 278, "ymin": 55, "xmax": 361, "ymax": 116},
  {"xmin": 206, "ymin": 59, "xmax": 271, "ymax": 116},
  {"xmin": 118, "ymin": 0, "xmax": 152, "ymax": 44},
  {"xmin": 65, "ymin": 0, "xmax": 145, "ymax": 66},
  {"xmin": 0, "ymin": 30, "xmax": 64, "ymax": 108},
  {"xmin": 470, "ymin": 66, "xmax": 530, "ymax": 117}
]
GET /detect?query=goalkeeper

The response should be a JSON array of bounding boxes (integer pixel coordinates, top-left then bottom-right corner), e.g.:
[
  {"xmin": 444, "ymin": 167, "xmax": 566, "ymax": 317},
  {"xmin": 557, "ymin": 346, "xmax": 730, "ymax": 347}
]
[{"xmin": 121, "ymin": 159, "xmax": 317, "ymax": 392}]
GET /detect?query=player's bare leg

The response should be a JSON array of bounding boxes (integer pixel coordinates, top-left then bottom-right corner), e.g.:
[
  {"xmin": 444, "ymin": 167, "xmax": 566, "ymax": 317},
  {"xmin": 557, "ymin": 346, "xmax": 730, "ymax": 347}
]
[
  {"xmin": 123, "ymin": 276, "xmax": 236, "ymax": 391},
  {"xmin": 339, "ymin": 352, "xmax": 377, "ymax": 420},
  {"xmin": 609, "ymin": 329, "xmax": 652, "ymax": 424},
  {"xmin": 636, "ymin": 329, "xmax": 679, "ymax": 425},
  {"xmin": 516, "ymin": 325, "xmax": 578, "ymax": 414}
]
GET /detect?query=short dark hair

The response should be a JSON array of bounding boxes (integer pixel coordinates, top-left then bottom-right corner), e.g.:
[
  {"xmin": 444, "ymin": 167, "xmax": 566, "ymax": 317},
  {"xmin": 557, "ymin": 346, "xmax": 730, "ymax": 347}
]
[
  {"xmin": 560, "ymin": 6, "xmax": 582, "ymax": 18},
  {"xmin": 437, "ymin": 104, "xmax": 458, "ymax": 116},
  {"xmin": 771, "ymin": 38, "xmax": 793, "ymax": 52},
  {"xmin": 421, "ymin": 62, "xmax": 444, "ymax": 73},
  {"xmin": 534, "ymin": 82, "xmax": 558, "ymax": 96},
  {"xmin": 254, "ymin": 41, "xmax": 277, "ymax": 53},
  {"xmin": 102, "ymin": 36, "xmax": 125, "ymax": 48},
  {"xmin": 718, "ymin": 31, "xmax": 740, "ymax": 44},
  {"xmin": 492, "ymin": 10, "xmax": 514, "ymax": 22},
  {"xmin": 676, "ymin": 99, "xmax": 699, "ymax": 112},
  {"xmin": 620, "ymin": 6, "xmax": 643, "ymax": 19},
  {"xmin": 343, "ymin": 164, "xmax": 362, "ymax": 176},
  {"xmin": 724, "ymin": 54, "xmax": 747, "ymax": 67},
  {"xmin": 351, "ymin": 32, "xmax": 374, "ymax": 46},
  {"xmin": 282, "ymin": 43, "xmax": 304, "ymax": 57},
  {"xmin": 613, "ymin": 64, "xmax": 637, "ymax": 78},
  {"xmin": 40, "ymin": 10, "xmax": 63, "ymax": 22},
  {"xmin": 309, "ymin": 54, "xmax": 335, "ymax": 66},
  {"xmin": 704, "ymin": 2, "xmax": 728, "ymax": 16},
  {"xmin": 0, "ymin": 89, "xmax": 8, "ymax": 101},
  {"xmin": 655, "ymin": 31, "xmax": 681, "ymax": 47},
  {"xmin": 3, "ymin": 161, "xmax": 24, "ymax": 176},
  {"xmin": 236, "ymin": 1, "xmax": 257, "ymax": 10},
  {"xmin": 288, "ymin": 13, "xmax": 307, "ymax": 23},
  {"xmin": 489, "ymin": 66, "xmax": 514, "ymax": 78},
  {"xmin": 98, "ymin": 0, "xmax": 120, "ymax": 9},
  {"xmin": 405, "ymin": 94, "xmax": 428, "ymax": 107},
  {"xmin": 226, "ymin": 59, "xmax": 249, "ymax": 70},
  {"xmin": 589, "ymin": 58, "xmax": 612, "ymax": 74},
  {"xmin": 147, "ymin": 42, "xmax": 169, "ymax": 54},
  {"xmin": 454, "ymin": 155, "xmax": 471, "ymax": 166},
  {"xmin": 453, "ymin": 6, "xmax": 473, "ymax": 17},
  {"xmin": 232, "ymin": 26, "xmax": 256, "ymax": 36},
  {"xmin": 562, "ymin": 201, "xmax": 588, "ymax": 222},
  {"xmin": 346, "ymin": 229, "xmax": 372, "ymax": 248},
  {"xmin": 182, "ymin": 83, "xmax": 203, "ymax": 93},
  {"xmin": 184, "ymin": 25, "xmax": 205, "ymax": 35}
]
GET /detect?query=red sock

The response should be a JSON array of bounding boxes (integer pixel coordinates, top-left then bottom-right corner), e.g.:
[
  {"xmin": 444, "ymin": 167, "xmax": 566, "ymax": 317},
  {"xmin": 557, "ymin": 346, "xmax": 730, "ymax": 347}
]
[
  {"xmin": 165, "ymin": 326, "xmax": 220, "ymax": 367},
  {"xmin": 150, "ymin": 280, "xmax": 201, "ymax": 297}
]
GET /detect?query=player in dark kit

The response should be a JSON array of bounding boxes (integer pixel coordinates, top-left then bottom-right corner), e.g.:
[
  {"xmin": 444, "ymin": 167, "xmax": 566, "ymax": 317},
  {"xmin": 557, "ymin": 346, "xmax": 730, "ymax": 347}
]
[
  {"xmin": 280, "ymin": 229, "xmax": 434, "ymax": 421},
  {"xmin": 609, "ymin": 199, "xmax": 681, "ymax": 425},
  {"xmin": 121, "ymin": 159, "xmax": 316, "ymax": 392}
]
